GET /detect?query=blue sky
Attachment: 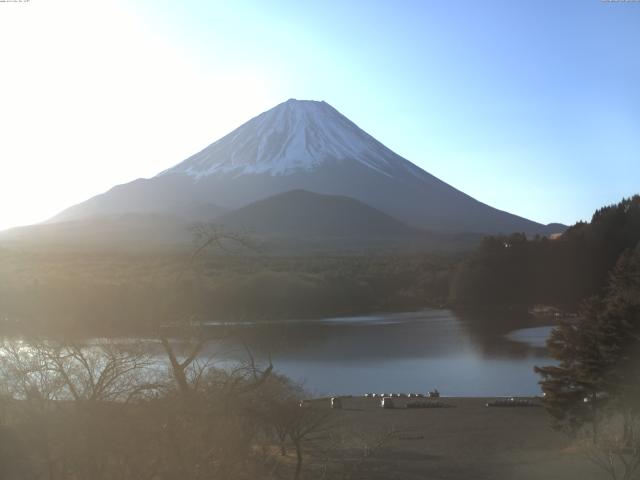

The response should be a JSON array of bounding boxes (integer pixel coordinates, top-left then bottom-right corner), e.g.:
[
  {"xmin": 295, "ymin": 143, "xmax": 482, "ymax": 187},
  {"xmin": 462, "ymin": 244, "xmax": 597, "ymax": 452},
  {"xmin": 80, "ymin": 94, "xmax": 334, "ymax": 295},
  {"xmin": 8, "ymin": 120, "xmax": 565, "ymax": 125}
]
[{"xmin": 1, "ymin": 0, "xmax": 638, "ymax": 229}]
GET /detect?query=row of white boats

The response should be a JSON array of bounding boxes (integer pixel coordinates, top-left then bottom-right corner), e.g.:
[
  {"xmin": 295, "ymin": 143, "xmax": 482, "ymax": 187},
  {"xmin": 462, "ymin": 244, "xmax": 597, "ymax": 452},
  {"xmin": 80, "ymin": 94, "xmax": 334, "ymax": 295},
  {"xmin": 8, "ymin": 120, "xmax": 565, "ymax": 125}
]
[{"xmin": 364, "ymin": 391, "xmax": 440, "ymax": 399}]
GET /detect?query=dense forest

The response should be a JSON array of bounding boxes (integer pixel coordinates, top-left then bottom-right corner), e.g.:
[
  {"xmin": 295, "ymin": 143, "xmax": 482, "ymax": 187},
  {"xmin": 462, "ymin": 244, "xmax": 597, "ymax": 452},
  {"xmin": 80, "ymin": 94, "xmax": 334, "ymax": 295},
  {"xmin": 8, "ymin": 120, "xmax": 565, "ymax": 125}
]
[
  {"xmin": 450, "ymin": 196, "xmax": 640, "ymax": 311},
  {"xmin": 534, "ymin": 227, "xmax": 640, "ymax": 479},
  {"xmin": 1, "ymin": 196, "xmax": 638, "ymax": 334},
  {"xmin": 0, "ymin": 250, "xmax": 454, "ymax": 334}
]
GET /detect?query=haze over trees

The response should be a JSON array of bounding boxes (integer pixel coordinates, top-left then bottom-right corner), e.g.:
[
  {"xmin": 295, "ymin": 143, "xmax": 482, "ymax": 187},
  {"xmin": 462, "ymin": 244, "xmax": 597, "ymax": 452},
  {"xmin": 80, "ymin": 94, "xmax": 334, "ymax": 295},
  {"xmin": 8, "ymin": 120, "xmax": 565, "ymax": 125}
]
[
  {"xmin": 0, "ymin": 251, "xmax": 453, "ymax": 334},
  {"xmin": 1, "ymin": 196, "xmax": 638, "ymax": 334},
  {"xmin": 1, "ymin": 187, "xmax": 638, "ymax": 480}
]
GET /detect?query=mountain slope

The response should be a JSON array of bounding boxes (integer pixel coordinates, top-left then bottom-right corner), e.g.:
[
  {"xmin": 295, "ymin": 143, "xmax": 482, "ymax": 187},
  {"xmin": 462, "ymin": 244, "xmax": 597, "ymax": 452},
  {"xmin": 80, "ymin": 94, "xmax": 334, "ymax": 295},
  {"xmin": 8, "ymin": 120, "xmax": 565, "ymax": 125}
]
[
  {"xmin": 0, "ymin": 197, "xmax": 480, "ymax": 253},
  {"xmin": 51, "ymin": 99, "xmax": 563, "ymax": 236},
  {"xmin": 0, "ymin": 214, "xmax": 194, "ymax": 251},
  {"xmin": 216, "ymin": 189, "xmax": 419, "ymax": 237}
]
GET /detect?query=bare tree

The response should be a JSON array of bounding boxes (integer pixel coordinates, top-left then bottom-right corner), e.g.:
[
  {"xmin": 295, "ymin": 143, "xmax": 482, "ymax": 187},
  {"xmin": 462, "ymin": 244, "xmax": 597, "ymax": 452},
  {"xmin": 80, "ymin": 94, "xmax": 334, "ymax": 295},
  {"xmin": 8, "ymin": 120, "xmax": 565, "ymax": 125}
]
[
  {"xmin": 160, "ymin": 335, "xmax": 209, "ymax": 400},
  {"xmin": 580, "ymin": 413, "xmax": 640, "ymax": 480},
  {"xmin": 285, "ymin": 403, "xmax": 334, "ymax": 480},
  {"xmin": 0, "ymin": 338, "xmax": 167, "ymax": 480}
]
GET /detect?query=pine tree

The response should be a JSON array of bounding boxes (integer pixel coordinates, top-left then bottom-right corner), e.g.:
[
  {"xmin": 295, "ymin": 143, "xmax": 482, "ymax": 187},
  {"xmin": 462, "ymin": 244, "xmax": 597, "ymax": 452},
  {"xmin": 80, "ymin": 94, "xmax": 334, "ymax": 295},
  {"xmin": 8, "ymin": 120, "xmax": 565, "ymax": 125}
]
[
  {"xmin": 534, "ymin": 304, "xmax": 608, "ymax": 439},
  {"xmin": 535, "ymin": 243, "xmax": 640, "ymax": 441},
  {"xmin": 595, "ymin": 245, "xmax": 640, "ymax": 444}
]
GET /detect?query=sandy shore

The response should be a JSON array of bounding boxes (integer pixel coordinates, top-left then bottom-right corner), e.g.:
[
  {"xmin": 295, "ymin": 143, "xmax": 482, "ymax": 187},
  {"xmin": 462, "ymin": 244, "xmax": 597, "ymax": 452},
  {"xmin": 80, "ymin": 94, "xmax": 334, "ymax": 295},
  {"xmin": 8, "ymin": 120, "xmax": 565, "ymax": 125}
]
[{"xmin": 301, "ymin": 396, "xmax": 603, "ymax": 480}]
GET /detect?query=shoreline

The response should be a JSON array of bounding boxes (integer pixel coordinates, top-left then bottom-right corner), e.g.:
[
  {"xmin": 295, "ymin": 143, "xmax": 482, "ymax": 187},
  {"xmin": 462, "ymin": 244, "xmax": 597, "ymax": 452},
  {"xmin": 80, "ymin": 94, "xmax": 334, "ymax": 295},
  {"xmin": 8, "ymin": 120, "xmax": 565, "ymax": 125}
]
[{"xmin": 294, "ymin": 395, "xmax": 601, "ymax": 479}]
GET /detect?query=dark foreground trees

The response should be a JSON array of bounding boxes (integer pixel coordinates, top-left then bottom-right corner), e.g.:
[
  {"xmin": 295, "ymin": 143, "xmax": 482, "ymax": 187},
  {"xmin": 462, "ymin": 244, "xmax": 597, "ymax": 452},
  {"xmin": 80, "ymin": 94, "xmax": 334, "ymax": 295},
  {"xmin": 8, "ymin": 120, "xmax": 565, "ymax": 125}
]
[
  {"xmin": 0, "ymin": 335, "xmax": 395, "ymax": 480},
  {"xmin": 451, "ymin": 195, "xmax": 640, "ymax": 310},
  {"xmin": 257, "ymin": 390, "xmax": 334, "ymax": 480},
  {"xmin": 536, "ymin": 243, "xmax": 640, "ymax": 480},
  {"xmin": 0, "ymin": 335, "xmax": 285, "ymax": 480}
]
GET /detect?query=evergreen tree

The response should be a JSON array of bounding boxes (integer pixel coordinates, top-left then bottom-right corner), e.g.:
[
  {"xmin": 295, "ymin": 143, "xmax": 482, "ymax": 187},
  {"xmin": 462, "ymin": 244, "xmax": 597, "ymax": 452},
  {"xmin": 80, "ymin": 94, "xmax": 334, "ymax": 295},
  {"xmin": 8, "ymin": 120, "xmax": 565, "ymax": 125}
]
[
  {"xmin": 594, "ymin": 245, "xmax": 640, "ymax": 443},
  {"xmin": 450, "ymin": 195, "xmax": 640, "ymax": 310},
  {"xmin": 535, "ymin": 243, "xmax": 640, "ymax": 441},
  {"xmin": 534, "ymin": 303, "xmax": 608, "ymax": 439}
]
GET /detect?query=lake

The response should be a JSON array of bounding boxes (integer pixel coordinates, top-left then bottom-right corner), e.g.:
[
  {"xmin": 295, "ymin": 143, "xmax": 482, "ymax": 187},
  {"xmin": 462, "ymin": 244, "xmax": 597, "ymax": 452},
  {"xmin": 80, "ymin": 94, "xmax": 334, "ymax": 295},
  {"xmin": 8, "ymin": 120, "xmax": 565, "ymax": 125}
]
[
  {"xmin": 0, "ymin": 309, "xmax": 554, "ymax": 397},
  {"xmin": 194, "ymin": 309, "xmax": 554, "ymax": 397}
]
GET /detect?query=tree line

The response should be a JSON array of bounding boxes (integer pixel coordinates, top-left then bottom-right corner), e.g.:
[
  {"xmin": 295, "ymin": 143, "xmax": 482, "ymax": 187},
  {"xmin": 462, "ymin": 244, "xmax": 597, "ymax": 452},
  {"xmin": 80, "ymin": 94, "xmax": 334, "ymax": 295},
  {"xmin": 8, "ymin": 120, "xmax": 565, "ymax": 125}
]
[
  {"xmin": 449, "ymin": 195, "xmax": 640, "ymax": 311},
  {"xmin": 535, "ymin": 241, "xmax": 640, "ymax": 479},
  {"xmin": 0, "ymin": 251, "xmax": 454, "ymax": 334}
]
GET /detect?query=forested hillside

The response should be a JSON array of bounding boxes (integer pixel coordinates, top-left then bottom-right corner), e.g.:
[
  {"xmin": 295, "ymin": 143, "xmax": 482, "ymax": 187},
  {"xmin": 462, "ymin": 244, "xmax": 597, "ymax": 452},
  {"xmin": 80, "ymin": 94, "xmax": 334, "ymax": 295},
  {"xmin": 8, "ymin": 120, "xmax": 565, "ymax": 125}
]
[
  {"xmin": 450, "ymin": 195, "xmax": 640, "ymax": 310},
  {"xmin": 3, "ymin": 196, "xmax": 638, "ymax": 335},
  {"xmin": 0, "ymin": 251, "xmax": 453, "ymax": 334}
]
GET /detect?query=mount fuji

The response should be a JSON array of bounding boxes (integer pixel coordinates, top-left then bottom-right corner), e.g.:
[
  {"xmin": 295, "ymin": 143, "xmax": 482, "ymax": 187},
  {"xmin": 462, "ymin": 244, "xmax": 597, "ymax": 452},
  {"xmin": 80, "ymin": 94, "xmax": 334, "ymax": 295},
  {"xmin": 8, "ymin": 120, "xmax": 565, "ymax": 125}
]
[{"xmin": 49, "ymin": 99, "xmax": 560, "ymax": 238}]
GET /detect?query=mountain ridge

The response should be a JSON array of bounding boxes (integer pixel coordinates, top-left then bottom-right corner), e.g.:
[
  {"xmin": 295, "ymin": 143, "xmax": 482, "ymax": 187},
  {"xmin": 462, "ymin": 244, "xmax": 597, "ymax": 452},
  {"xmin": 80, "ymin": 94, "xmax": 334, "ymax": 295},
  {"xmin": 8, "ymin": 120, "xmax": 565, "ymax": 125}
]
[{"xmin": 50, "ymin": 99, "xmax": 564, "ymax": 237}]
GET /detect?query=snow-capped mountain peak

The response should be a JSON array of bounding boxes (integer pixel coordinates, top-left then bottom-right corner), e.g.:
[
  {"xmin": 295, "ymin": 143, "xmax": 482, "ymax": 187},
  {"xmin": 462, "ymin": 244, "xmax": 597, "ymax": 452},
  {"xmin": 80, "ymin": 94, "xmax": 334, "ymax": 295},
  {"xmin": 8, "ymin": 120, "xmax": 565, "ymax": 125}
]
[
  {"xmin": 50, "ymin": 98, "xmax": 561, "ymax": 237},
  {"xmin": 159, "ymin": 99, "xmax": 411, "ymax": 179}
]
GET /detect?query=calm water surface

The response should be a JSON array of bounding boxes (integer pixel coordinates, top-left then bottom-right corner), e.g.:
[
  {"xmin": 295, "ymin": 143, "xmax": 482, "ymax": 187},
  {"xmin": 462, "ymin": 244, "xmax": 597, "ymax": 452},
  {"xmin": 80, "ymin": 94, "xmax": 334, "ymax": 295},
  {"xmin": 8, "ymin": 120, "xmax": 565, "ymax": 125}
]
[
  {"xmin": 1, "ymin": 309, "xmax": 554, "ymax": 397},
  {"xmin": 197, "ymin": 309, "xmax": 554, "ymax": 397}
]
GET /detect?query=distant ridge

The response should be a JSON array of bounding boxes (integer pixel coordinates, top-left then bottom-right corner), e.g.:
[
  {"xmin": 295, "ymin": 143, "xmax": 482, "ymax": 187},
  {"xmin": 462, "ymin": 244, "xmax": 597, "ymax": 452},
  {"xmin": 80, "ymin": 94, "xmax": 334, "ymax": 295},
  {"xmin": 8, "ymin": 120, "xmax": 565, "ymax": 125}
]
[
  {"xmin": 216, "ymin": 189, "xmax": 418, "ymax": 238},
  {"xmin": 0, "ymin": 193, "xmax": 481, "ymax": 253}
]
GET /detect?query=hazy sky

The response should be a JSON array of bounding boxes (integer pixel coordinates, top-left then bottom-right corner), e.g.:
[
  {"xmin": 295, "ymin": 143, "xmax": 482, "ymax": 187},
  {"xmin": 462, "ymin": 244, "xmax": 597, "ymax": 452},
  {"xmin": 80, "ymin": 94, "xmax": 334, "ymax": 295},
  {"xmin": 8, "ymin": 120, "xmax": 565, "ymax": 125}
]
[{"xmin": 1, "ymin": 0, "xmax": 638, "ymax": 231}]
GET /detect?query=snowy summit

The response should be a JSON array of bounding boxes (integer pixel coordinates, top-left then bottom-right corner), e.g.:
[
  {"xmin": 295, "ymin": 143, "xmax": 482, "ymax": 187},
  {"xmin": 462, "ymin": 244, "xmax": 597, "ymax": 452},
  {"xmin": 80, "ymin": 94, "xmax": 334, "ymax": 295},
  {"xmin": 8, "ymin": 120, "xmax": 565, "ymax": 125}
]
[
  {"xmin": 51, "ymin": 98, "xmax": 562, "ymax": 236},
  {"xmin": 159, "ymin": 99, "xmax": 420, "ymax": 179}
]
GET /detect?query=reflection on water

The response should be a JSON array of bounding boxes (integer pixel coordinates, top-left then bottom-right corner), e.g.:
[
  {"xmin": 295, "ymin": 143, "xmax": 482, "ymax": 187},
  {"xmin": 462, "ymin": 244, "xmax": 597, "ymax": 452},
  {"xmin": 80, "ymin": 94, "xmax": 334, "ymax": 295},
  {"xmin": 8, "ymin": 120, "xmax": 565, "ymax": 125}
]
[
  {"xmin": 1, "ymin": 309, "xmax": 554, "ymax": 397},
  {"xmin": 198, "ymin": 309, "xmax": 553, "ymax": 397},
  {"xmin": 505, "ymin": 326, "xmax": 554, "ymax": 349}
]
